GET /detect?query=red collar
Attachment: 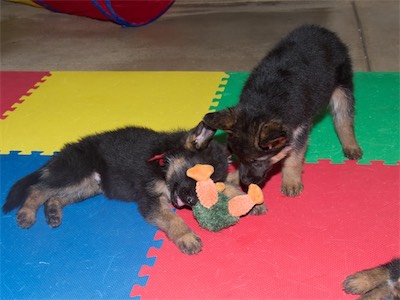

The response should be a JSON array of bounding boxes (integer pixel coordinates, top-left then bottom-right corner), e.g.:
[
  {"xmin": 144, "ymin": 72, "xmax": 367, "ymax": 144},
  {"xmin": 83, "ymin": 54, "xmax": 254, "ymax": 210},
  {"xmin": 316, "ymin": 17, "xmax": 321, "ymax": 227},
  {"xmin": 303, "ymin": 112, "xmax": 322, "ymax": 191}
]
[{"xmin": 148, "ymin": 153, "xmax": 165, "ymax": 166}]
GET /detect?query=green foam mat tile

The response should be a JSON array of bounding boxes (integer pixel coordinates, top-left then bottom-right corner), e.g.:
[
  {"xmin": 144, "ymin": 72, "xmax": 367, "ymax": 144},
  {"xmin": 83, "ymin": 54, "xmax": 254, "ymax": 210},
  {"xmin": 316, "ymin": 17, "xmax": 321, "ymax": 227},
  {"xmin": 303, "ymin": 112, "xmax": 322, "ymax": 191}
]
[
  {"xmin": 308, "ymin": 72, "xmax": 399, "ymax": 164},
  {"xmin": 217, "ymin": 72, "xmax": 399, "ymax": 165}
]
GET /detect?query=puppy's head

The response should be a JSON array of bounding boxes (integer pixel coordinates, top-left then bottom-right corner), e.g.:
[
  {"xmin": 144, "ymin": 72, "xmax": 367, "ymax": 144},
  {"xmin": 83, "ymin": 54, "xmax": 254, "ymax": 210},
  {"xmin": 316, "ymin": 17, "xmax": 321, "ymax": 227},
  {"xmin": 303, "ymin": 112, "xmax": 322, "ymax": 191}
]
[
  {"xmin": 166, "ymin": 156, "xmax": 199, "ymax": 208},
  {"xmin": 188, "ymin": 108, "xmax": 291, "ymax": 185},
  {"xmin": 166, "ymin": 142, "xmax": 229, "ymax": 208}
]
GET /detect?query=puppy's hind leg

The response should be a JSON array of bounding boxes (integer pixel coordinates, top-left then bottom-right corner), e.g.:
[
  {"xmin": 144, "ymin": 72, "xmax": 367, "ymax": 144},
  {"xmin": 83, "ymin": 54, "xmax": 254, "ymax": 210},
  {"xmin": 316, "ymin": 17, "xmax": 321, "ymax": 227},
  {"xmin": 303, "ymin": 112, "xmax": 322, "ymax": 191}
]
[
  {"xmin": 17, "ymin": 187, "xmax": 52, "ymax": 228},
  {"xmin": 44, "ymin": 197, "xmax": 64, "ymax": 228},
  {"xmin": 330, "ymin": 86, "xmax": 363, "ymax": 160},
  {"xmin": 44, "ymin": 173, "xmax": 102, "ymax": 228}
]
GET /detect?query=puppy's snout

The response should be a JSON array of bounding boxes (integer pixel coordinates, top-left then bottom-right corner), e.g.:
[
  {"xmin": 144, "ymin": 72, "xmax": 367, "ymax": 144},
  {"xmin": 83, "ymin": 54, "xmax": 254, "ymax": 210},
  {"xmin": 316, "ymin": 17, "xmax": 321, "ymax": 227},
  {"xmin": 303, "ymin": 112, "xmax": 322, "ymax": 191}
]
[
  {"xmin": 186, "ymin": 195, "xmax": 198, "ymax": 206},
  {"xmin": 239, "ymin": 162, "xmax": 271, "ymax": 186},
  {"xmin": 178, "ymin": 187, "xmax": 198, "ymax": 206},
  {"xmin": 240, "ymin": 175, "xmax": 253, "ymax": 186}
]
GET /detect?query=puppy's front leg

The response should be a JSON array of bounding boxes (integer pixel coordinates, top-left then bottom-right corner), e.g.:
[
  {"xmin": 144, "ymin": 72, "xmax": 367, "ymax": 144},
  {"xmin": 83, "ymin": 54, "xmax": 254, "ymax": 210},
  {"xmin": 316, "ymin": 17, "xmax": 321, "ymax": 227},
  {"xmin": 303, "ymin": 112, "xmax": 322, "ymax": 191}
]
[
  {"xmin": 146, "ymin": 198, "xmax": 202, "ymax": 255},
  {"xmin": 281, "ymin": 142, "xmax": 307, "ymax": 197}
]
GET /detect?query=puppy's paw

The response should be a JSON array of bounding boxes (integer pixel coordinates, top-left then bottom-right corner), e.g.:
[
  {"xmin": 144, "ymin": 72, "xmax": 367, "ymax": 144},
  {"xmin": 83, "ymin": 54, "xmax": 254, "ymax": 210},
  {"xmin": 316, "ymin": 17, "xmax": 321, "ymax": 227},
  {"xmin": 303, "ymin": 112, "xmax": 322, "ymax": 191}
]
[
  {"xmin": 17, "ymin": 208, "xmax": 36, "ymax": 229},
  {"xmin": 45, "ymin": 210, "xmax": 62, "ymax": 228},
  {"xmin": 343, "ymin": 275, "xmax": 369, "ymax": 294},
  {"xmin": 343, "ymin": 271, "xmax": 385, "ymax": 295},
  {"xmin": 45, "ymin": 201, "xmax": 62, "ymax": 228},
  {"xmin": 46, "ymin": 215, "xmax": 62, "ymax": 228},
  {"xmin": 248, "ymin": 203, "xmax": 268, "ymax": 215},
  {"xmin": 175, "ymin": 232, "xmax": 202, "ymax": 255},
  {"xmin": 344, "ymin": 280, "xmax": 393, "ymax": 300},
  {"xmin": 344, "ymin": 147, "xmax": 363, "ymax": 160},
  {"xmin": 281, "ymin": 181, "xmax": 304, "ymax": 197}
]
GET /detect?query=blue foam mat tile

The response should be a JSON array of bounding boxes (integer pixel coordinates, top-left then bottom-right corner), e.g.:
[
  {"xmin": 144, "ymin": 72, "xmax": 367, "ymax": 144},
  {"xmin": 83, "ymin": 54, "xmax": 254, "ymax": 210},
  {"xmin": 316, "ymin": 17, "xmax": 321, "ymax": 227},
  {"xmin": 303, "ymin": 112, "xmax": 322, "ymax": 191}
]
[{"xmin": 1, "ymin": 153, "xmax": 161, "ymax": 299}]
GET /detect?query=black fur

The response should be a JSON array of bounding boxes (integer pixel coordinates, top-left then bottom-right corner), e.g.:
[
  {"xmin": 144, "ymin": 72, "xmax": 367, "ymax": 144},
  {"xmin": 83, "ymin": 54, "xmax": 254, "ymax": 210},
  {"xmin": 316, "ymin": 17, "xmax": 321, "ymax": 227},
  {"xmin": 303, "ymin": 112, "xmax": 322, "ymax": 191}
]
[
  {"xmin": 190, "ymin": 24, "xmax": 362, "ymax": 196},
  {"xmin": 389, "ymin": 259, "xmax": 400, "ymax": 283},
  {"xmin": 3, "ymin": 126, "xmax": 230, "ymax": 254}
]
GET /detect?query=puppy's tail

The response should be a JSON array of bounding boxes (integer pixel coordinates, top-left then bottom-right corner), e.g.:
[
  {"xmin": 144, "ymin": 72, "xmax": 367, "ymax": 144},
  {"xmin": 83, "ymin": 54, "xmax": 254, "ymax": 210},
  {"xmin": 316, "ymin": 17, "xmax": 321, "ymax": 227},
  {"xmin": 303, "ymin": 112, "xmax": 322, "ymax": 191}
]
[{"xmin": 2, "ymin": 171, "xmax": 41, "ymax": 213}]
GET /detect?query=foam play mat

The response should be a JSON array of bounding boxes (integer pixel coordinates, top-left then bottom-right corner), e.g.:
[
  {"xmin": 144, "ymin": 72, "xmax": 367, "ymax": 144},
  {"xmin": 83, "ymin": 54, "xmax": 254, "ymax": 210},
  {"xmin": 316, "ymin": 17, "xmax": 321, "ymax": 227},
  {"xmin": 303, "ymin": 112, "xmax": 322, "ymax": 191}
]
[{"xmin": 1, "ymin": 71, "xmax": 399, "ymax": 299}]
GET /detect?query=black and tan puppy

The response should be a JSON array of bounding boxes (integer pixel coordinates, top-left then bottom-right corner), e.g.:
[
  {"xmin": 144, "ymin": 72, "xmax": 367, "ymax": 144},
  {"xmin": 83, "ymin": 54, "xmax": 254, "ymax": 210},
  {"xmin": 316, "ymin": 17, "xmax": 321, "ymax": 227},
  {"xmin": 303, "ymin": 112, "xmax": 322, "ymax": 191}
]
[
  {"xmin": 189, "ymin": 24, "xmax": 363, "ymax": 196},
  {"xmin": 2, "ymin": 126, "xmax": 247, "ymax": 255},
  {"xmin": 343, "ymin": 258, "xmax": 400, "ymax": 300}
]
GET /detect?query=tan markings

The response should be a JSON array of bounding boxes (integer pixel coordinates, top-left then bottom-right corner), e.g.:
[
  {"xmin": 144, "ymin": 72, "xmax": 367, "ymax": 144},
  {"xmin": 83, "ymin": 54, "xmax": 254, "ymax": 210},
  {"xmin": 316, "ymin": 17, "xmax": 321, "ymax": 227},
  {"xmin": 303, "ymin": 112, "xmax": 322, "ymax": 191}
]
[
  {"xmin": 330, "ymin": 87, "xmax": 363, "ymax": 160},
  {"xmin": 165, "ymin": 156, "xmax": 187, "ymax": 181},
  {"xmin": 331, "ymin": 87, "xmax": 350, "ymax": 125},
  {"xmin": 17, "ymin": 173, "xmax": 101, "ymax": 228},
  {"xmin": 226, "ymin": 170, "xmax": 239, "ymax": 185},
  {"xmin": 23, "ymin": 188, "xmax": 51, "ymax": 210},
  {"xmin": 61, "ymin": 174, "xmax": 102, "ymax": 204},
  {"xmin": 393, "ymin": 279, "xmax": 400, "ymax": 297},
  {"xmin": 148, "ymin": 199, "xmax": 202, "ymax": 255},
  {"xmin": 223, "ymin": 171, "xmax": 243, "ymax": 198},
  {"xmin": 281, "ymin": 141, "xmax": 307, "ymax": 197},
  {"xmin": 17, "ymin": 188, "xmax": 51, "ymax": 228},
  {"xmin": 344, "ymin": 266, "xmax": 389, "ymax": 294},
  {"xmin": 270, "ymin": 146, "xmax": 293, "ymax": 164},
  {"xmin": 16, "ymin": 207, "xmax": 37, "ymax": 229},
  {"xmin": 368, "ymin": 284, "xmax": 398, "ymax": 299},
  {"xmin": 44, "ymin": 197, "xmax": 63, "ymax": 228},
  {"xmin": 184, "ymin": 133, "xmax": 196, "ymax": 150},
  {"xmin": 148, "ymin": 179, "xmax": 170, "ymax": 203}
]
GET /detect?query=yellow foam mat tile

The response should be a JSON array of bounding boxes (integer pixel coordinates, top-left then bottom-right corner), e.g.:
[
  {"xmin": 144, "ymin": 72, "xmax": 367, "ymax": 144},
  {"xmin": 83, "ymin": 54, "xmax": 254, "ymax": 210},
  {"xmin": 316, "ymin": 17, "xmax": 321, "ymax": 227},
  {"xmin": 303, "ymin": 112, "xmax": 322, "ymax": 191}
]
[{"xmin": 0, "ymin": 71, "xmax": 228, "ymax": 154}]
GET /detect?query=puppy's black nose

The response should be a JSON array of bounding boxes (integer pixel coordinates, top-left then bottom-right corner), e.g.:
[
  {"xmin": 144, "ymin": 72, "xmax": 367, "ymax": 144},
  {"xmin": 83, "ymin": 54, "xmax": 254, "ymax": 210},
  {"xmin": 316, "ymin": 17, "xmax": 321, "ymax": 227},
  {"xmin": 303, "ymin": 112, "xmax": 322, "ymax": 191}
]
[
  {"xmin": 186, "ymin": 196, "xmax": 197, "ymax": 206},
  {"xmin": 240, "ymin": 175, "xmax": 253, "ymax": 186}
]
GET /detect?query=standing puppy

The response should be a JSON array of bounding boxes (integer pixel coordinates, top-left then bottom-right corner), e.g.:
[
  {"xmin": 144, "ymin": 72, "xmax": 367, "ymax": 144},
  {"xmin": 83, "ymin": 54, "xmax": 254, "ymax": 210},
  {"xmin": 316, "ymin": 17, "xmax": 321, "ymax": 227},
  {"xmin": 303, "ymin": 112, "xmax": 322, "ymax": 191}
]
[{"xmin": 189, "ymin": 24, "xmax": 363, "ymax": 196}]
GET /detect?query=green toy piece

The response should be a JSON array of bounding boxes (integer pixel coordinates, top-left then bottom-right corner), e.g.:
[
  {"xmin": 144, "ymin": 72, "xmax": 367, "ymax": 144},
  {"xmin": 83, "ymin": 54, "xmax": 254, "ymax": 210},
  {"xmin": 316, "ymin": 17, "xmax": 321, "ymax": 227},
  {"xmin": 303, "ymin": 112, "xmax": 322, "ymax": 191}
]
[{"xmin": 187, "ymin": 164, "xmax": 264, "ymax": 232}]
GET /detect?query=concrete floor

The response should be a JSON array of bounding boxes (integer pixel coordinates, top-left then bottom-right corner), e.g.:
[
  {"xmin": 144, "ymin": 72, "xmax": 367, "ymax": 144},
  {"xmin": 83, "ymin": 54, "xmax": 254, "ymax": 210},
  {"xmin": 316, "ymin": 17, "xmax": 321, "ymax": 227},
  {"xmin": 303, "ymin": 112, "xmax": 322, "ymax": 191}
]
[{"xmin": 1, "ymin": 0, "xmax": 399, "ymax": 72}]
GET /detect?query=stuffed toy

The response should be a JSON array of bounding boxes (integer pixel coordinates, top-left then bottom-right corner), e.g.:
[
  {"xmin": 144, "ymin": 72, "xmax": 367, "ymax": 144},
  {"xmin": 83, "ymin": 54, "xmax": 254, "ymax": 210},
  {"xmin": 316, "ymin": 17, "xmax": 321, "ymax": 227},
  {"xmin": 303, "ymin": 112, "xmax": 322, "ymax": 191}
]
[{"xmin": 187, "ymin": 164, "xmax": 264, "ymax": 232}]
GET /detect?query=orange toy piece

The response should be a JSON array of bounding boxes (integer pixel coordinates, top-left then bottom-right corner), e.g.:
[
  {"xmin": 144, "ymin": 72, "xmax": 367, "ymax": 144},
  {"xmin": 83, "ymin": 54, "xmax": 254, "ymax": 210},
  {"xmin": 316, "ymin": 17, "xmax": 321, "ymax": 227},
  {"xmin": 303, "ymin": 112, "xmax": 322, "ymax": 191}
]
[
  {"xmin": 228, "ymin": 184, "xmax": 263, "ymax": 217},
  {"xmin": 186, "ymin": 164, "xmax": 214, "ymax": 181},
  {"xmin": 195, "ymin": 179, "xmax": 218, "ymax": 209},
  {"xmin": 188, "ymin": 164, "xmax": 265, "ymax": 232},
  {"xmin": 187, "ymin": 164, "xmax": 218, "ymax": 208}
]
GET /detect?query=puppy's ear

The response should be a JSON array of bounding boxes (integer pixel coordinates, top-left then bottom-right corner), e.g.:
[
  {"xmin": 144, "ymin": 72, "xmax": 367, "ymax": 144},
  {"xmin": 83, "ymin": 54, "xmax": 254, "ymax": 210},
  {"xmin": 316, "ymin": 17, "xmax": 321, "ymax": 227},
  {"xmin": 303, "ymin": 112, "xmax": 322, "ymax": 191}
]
[
  {"xmin": 186, "ymin": 121, "xmax": 216, "ymax": 150},
  {"xmin": 258, "ymin": 120, "xmax": 288, "ymax": 151},
  {"xmin": 202, "ymin": 108, "xmax": 237, "ymax": 132},
  {"xmin": 186, "ymin": 109, "xmax": 237, "ymax": 150}
]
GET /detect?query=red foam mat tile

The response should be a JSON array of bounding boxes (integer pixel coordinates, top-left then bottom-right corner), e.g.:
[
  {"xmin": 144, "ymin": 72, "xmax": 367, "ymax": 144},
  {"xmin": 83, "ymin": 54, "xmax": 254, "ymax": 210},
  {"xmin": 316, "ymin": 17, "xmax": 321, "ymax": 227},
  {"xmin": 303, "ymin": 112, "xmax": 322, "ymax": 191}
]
[
  {"xmin": 0, "ymin": 71, "xmax": 51, "ymax": 119},
  {"xmin": 136, "ymin": 161, "xmax": 399, "ymax": 299}
]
